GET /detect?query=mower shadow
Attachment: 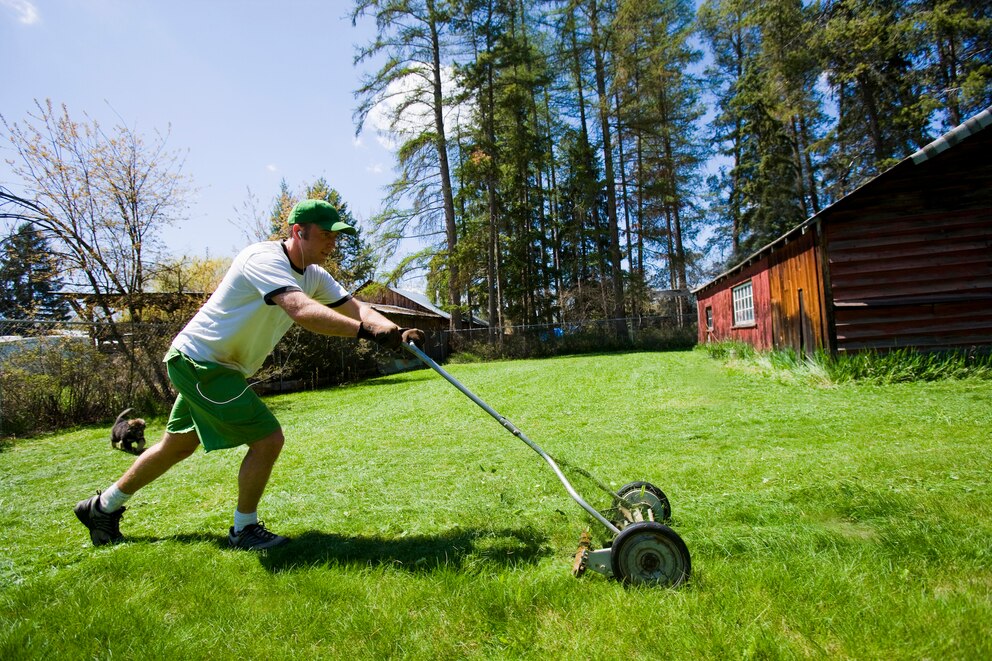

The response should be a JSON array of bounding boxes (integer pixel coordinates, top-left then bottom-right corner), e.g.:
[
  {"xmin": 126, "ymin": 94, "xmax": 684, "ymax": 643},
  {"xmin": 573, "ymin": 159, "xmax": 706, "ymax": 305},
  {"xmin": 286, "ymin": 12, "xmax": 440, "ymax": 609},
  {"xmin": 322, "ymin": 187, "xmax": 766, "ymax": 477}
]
[{"xmin": 257, "ymin": 526, "xmax": 550, "ymax": 574}]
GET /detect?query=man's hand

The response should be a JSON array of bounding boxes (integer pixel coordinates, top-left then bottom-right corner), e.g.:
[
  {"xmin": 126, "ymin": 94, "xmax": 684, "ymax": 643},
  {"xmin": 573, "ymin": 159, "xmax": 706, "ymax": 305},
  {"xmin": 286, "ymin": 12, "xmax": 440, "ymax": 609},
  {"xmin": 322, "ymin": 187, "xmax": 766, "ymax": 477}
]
[
  {"xmin": 357, "ymin": 320, "xmax": 402, "ymax": 350},
  {"xmin": 401, "ymin": 328, "xmax": 425, "ymax": 348}
]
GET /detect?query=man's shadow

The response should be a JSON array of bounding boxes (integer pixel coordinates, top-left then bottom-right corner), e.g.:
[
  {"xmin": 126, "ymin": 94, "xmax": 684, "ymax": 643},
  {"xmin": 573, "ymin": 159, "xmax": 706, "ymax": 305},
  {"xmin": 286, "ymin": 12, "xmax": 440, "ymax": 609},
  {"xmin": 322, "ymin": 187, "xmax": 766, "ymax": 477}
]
[{"xmin": 257, "ymin": 527, "xmax": 549, "ymax": 574}]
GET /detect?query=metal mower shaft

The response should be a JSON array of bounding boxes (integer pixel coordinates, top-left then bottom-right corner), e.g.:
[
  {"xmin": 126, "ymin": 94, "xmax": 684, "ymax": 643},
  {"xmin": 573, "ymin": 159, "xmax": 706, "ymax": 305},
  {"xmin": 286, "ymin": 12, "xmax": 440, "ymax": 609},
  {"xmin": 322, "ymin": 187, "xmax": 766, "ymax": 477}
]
[{"xmin": 401, "ymin": 342, "xmax": 622, "ymax": 536}]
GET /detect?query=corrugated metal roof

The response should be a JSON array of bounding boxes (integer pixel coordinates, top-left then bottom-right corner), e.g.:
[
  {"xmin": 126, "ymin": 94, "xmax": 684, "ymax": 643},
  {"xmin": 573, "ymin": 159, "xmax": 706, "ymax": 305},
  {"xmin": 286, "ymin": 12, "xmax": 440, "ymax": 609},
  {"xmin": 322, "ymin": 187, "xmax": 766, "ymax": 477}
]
[
  {"xmin": 392, "ymin": 288, "xmax": 448, "ymax": 318},
  {"xmin": 354, "ymin": 281, "xmax": 490, "ymax": 326},
  {"xmin": 368, "ymin": 303, "xmax": 443, "ymax": 319},
  {"xmin": 911, "ymin": 107, "xmax": 992, "ymax": 164}
]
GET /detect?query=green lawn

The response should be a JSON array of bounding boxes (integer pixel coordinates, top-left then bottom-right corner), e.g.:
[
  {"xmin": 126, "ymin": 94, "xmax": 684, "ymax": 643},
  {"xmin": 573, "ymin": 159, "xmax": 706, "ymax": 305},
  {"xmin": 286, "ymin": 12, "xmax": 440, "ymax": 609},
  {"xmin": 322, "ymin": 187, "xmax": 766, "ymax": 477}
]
[{"xmin": 1, "ymin": 350, "xmax": 990, "ymax": 659}]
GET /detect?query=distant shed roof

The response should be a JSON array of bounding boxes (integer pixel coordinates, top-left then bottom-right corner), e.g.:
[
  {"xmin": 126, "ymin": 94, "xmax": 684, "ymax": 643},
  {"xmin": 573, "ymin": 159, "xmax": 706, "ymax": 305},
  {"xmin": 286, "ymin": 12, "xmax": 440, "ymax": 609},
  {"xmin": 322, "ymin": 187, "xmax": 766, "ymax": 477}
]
[
  {"xmin": 353, "ymin": 282, "xmax": 488, "ymax": 327},
  {"xmin": 392, "ymin": 288, "xmax": 449, "ymax": 317}
]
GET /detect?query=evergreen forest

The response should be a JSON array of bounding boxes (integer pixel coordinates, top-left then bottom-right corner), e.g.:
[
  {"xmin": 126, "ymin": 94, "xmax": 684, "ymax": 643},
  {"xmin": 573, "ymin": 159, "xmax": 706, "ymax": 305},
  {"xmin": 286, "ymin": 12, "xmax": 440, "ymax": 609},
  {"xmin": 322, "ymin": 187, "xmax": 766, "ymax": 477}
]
[{"xmin": 351, "ymin": 0, "xmax": 991, "ymax": 328}]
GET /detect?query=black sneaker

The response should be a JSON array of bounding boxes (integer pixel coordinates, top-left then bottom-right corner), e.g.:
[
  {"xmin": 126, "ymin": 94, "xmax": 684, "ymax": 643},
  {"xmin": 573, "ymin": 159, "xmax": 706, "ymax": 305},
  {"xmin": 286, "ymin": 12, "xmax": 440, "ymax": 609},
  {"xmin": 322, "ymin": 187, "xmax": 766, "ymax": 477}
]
[
  {"xmin": 74, "ymin": 493, "xmax": 125, "ymax": 546},
  {"xmin": 228, "ymin": 522, "xmax": 289, "ymax": 550}
]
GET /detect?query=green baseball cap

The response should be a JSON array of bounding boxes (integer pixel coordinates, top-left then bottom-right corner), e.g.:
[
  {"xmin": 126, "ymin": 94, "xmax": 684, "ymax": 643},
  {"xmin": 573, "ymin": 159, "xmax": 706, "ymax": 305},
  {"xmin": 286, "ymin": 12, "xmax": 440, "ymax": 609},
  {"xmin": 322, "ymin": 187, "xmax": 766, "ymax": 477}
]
[{"xmin": 287, "ymin": 199, "xmax": 357, "ymax": 235}]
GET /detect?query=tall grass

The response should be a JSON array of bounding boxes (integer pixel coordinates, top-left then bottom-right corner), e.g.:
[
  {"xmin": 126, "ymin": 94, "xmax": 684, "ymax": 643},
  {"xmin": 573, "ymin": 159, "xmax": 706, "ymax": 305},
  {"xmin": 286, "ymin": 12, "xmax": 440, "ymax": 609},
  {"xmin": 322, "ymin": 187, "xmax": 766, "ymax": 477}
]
[
  {"xmin": 701, "ymin": 341, "xmax": 992, "ymax": 384},
  {"xmin": 827, "ymin": 347, "xmax": 992, "ymax": 382},
  {"xmin": 2, "ymin": 351, "xmax": 990, "ymax": 658}
]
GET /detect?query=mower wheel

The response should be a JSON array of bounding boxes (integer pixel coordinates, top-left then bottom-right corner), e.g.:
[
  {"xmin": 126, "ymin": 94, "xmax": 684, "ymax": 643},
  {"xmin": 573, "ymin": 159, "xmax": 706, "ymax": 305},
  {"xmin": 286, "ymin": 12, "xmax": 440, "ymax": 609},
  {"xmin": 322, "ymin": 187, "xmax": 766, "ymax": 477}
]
[
  {"xmin": 611, "ymin": 521, "xmax": 690, "ymax": 588},
  {"xmin": 613, "ymin": 481, "xmax": 672, "ymax": 526}
]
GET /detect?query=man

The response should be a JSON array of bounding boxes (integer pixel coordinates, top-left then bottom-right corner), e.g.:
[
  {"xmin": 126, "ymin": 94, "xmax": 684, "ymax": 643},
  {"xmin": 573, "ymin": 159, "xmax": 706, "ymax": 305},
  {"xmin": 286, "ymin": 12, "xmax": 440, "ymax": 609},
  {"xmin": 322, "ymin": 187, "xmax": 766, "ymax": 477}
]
[{"xmin": 74, "ymin": 199, "xmax": 423, "ymax": 550}]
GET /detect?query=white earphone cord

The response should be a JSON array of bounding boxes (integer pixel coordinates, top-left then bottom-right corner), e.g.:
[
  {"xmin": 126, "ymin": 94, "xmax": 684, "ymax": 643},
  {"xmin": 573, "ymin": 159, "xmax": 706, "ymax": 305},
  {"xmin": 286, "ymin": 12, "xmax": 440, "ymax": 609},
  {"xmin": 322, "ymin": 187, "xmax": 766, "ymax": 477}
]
[
  {"xmin": 195, "ymin": 230, "xmax": 305, "ymax": 407},
  {"xmin": 196, "ymin": 381, "xmax": 260, "ymax": 405}
]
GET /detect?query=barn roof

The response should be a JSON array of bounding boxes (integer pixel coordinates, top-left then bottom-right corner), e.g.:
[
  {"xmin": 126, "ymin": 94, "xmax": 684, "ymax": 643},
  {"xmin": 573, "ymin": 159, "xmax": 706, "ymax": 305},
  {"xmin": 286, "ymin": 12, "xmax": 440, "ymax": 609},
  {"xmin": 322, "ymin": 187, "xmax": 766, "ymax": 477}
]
[
  {"xmin": 392, "ymin": 287, "xmax": 449, "ymax": 317},
  {"xmin": 353, "ymin": 281, "xmax": 488, "ymax": 327},
  {"xmin": 693, "ymin": 106, "xmax": 992, "ymax": 296}
]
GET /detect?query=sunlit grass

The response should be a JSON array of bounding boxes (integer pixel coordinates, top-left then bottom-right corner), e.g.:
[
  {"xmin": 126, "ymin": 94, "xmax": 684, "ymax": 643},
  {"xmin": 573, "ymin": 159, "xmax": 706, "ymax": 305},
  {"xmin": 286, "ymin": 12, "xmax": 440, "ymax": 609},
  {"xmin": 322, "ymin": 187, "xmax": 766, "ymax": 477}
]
[{"xmin": 2, "ymin": 350, "xmax": 990, "ymax": 658}]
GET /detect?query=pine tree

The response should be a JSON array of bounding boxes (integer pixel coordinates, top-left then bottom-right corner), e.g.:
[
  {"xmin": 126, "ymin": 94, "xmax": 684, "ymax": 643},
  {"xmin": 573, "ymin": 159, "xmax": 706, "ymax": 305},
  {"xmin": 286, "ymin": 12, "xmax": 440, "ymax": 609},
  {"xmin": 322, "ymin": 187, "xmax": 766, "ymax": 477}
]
[
  {"xmin": 0, "ymin": 223, "xmax": 70, "ymax": 334},
  {"xmin": 614, "ymin": 0, "xmax": 706, "ymax": 296},
  {"xmin": 698, "ymin": 0, "xmax": 762, "ymax": 259},
  {"xmin": 451, "ymin": 0, "xmax": 503, "ymax": 330},
  {"xmin": 756, "ymin": 0, "xmax": 827, "ymax": 216},
  {"xmin": 353, "ymin": 0, "xmax": 464, "ymax": 329},
  {"xmin": 913, "ymin": 0, "xmax": 992, "ymax": 128},
  {"xmin": 587, "ymin": 0, "xmax": 628, "ymax": 334},
  {"xmin": 815, "ymin": 0, "xmax": 932, "ymax": 196}
]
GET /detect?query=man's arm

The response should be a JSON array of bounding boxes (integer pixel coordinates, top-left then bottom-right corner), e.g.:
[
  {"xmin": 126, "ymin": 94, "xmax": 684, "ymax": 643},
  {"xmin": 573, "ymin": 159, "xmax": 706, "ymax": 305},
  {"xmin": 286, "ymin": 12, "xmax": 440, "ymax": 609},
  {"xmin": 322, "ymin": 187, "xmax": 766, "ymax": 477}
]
[
  {"xmin": 272, "ymin": 290, "xmax": 365, "ymax": 336},
  {"xmin": 341, "ymin": 296, "xmax": 403, "ymax": 331},
  {"xmin": 272, "ymin": 290, "xmax": 408, "ymax": 345}
]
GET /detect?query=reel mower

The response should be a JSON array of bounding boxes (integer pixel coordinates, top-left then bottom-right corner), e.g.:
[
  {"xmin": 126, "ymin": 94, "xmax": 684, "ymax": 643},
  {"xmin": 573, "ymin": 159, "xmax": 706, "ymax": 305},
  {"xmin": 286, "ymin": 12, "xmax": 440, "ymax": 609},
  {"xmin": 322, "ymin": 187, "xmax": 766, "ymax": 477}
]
[{"xmin": 402, "ymin": 342, "xmax": 691, "ymax": 588}]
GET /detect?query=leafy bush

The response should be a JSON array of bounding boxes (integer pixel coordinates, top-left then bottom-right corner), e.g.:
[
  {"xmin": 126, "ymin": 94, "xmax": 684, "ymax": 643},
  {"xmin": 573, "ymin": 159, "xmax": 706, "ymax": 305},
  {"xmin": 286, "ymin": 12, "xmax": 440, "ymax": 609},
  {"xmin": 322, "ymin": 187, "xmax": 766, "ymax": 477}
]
[
  {"xmin": 1, "ymin": 337, "xmax": 136, "ymax": 435},
  {"xmin": 255, "ymin": 326, "xmax": 384, "ymax": 391}
]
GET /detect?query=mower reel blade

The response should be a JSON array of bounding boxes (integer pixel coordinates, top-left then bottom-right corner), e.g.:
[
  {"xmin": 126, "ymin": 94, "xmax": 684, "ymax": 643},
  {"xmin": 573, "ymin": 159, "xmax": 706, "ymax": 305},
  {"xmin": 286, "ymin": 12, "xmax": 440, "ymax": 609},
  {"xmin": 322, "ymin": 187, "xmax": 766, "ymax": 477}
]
[
  {"xmin": 572, "ymin": 529, "xmax": 592, "ymax": 577},
  {"xmin": 572, "ymin": 529, "xmax": 615, "ymax": 579}
]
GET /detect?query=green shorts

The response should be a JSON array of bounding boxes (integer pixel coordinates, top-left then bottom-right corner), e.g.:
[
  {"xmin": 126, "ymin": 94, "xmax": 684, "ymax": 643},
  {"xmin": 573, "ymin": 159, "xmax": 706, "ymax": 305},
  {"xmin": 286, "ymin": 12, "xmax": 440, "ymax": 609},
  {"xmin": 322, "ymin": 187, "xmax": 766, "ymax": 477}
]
[{"xmin": 164, "ymin": 347, "xmax": 281, "ymax": 452}]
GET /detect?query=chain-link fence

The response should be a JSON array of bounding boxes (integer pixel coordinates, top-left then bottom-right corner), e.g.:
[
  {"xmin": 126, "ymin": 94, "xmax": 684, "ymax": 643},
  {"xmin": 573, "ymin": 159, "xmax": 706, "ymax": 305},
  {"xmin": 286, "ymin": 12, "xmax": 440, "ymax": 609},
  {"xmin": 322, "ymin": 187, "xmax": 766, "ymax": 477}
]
[
  {"xmin": 1, "ymin": 313, "xmax": 698, "ymax": 437},
  {"xmin": 443, "ymin": 315, "xmax": 698, "ymax": 362}
]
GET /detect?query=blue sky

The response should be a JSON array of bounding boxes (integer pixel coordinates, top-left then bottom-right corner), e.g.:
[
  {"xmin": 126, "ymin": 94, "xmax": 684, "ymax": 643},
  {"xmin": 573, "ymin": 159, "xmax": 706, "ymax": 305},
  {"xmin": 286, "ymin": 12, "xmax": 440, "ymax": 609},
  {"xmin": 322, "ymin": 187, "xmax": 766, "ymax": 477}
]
[{"xmin": 1, "ymin": 0, "xmax": 396, "ymax": 262}]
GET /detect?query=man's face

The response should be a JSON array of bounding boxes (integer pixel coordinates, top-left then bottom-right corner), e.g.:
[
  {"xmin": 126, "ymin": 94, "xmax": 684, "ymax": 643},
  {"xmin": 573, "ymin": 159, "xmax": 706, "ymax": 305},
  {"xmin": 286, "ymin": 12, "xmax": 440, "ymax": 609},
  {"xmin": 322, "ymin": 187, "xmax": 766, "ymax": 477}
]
[{"xmin": 298, "ymin": 223, "xmax": 338, "ymax": 263}]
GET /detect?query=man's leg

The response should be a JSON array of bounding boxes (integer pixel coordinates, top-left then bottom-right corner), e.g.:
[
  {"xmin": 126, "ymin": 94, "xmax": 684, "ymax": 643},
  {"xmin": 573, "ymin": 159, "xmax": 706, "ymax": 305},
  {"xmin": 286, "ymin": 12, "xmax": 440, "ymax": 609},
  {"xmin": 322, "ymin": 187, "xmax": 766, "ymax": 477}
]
[
  {"xmin": 118, "ymin": 430, "xmax": 201, "ymax": 494},
  {"xmin": 75, "ymin": 430, "xmax": 200, "ymax": 546},
  {"xmin": 228, "ymin": 429, "xmax": 288, "ymax": 550},
  {"xmin": 236, "ymin": 429, "xmax": 284, "ymax": 514},
  {"xmin": 238, "ymin": 429, "xmax": 285, "ymax": 514}
]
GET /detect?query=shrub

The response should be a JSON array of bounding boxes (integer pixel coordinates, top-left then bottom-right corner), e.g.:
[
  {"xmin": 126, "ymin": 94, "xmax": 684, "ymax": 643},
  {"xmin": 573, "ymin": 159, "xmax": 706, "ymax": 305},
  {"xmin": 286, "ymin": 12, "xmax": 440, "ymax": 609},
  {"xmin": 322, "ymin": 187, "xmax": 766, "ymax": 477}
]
[
  {"xmin": 448, "ymin": 317, "xmax": 697, "ymax": 362},
  {"xmin": 255, "ymin": 326, "xmax": 383, "ymax": 391},
  {"xmin": 0, "ymin": 336, "xmax": 154, "ymax": 435}
]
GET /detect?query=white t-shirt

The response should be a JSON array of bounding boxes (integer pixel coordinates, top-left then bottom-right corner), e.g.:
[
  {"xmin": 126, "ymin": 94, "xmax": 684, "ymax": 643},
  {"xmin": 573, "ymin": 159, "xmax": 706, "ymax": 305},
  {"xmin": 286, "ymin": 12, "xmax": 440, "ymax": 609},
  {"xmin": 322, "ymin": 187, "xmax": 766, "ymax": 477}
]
[{"xmin": 172, "ymin": 241, "xmax": 351, "ymax": 376}]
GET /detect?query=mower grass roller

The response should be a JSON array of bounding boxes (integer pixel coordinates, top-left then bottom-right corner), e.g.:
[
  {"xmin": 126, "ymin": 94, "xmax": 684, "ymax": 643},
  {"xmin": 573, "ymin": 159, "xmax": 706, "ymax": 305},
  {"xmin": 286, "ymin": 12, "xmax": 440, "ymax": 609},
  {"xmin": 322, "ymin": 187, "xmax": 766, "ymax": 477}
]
[{"xmin": 402, "ymin": 342, "xmax": 691, "ymax": 588}]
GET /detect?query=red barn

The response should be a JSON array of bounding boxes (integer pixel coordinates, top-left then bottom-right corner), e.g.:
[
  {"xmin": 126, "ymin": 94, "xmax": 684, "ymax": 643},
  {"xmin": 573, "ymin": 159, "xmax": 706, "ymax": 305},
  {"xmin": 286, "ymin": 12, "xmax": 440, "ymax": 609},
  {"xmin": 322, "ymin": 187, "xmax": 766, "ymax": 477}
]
[{"xmin": 693, "ymin": 107, "xmax": 992, "ymax": 355}]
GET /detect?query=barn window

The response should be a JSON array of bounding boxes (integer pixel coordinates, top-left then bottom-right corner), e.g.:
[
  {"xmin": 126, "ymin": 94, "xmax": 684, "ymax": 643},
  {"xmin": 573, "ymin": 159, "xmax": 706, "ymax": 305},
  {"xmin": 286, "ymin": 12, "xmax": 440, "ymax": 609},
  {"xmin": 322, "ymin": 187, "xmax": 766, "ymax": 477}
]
[
  {"xmin": 732, "ymin": 281, "xmax": 755, "ymax": 326},
  {"xmin": 705, "ymin": 306, "xmax": 713, "ymax": 330}
]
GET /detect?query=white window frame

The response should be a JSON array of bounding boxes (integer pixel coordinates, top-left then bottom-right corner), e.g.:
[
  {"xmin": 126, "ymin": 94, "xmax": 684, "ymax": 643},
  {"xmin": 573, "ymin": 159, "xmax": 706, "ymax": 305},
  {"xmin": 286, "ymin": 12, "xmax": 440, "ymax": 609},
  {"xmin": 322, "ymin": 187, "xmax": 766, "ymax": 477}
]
[
  {"xmin": 705, "ymin": 306, "xmax": 713, "ymax": 330},
  {"xmin": 732, "ymin": 280, "xmax": 755, "ymax": 327}
]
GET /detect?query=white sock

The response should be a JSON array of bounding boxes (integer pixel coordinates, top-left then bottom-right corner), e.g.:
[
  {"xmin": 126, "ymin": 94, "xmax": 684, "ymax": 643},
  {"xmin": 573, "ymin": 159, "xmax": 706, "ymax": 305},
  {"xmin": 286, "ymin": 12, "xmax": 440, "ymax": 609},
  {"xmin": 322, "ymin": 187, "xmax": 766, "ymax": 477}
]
[
  {"xmin": 233, "ymin": 510, "xmax": 258, "ymax": 534},
  {"xmin": 99, "ymin": 483, "xmax": 131, "ymax": 513}
]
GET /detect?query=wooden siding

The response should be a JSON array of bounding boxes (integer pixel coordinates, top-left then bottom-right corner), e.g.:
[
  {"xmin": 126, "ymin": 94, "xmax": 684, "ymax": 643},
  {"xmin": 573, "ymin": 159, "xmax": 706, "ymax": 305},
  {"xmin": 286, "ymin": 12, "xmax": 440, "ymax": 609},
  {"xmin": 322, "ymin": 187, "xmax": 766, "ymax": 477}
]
[
  {"xmin": 698, "ymin": 263, "xmax": 774, "ymax": 351},
  {"xmin": 767, "ymin": 229, "xmax": 828, "ymax": 355},
  {"xmin": 822, "ymin": 128, "xmax": 992, "ymax": 352},
  {"xmin": 353, "ymin": 283, "xmax": 451, "ymax": 361},
  {"xmin": 697, "ymin": 229, "xmax": 828, "ymax": 355}
]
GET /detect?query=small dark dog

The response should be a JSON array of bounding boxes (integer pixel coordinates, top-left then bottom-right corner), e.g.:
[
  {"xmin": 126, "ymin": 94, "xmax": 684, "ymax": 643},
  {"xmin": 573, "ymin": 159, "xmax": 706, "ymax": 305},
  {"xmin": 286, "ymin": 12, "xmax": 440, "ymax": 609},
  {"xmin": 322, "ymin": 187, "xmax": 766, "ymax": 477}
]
[{"xmin": 111, "ymin": 408, "xmax": 146, "ymax": 456}]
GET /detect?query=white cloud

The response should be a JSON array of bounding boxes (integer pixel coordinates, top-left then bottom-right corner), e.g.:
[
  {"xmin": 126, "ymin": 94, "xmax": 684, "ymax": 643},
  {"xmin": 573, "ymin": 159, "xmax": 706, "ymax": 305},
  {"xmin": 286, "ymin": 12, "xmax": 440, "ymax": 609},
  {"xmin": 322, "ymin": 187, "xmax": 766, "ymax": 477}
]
[
  {"xmin": 1, "ymin": 0, "xmax": 40, "ymax": 24},
  {"xmin": 266, "ymin": 164, "xmax": 278, "ymax": 173},
  {"xmin": 364, "ymin": 64, "xmax": 472, "ymax": 152},
  {"xmin": 366, "ymin": 162, "xmax": 384, "ymax": 174}
]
